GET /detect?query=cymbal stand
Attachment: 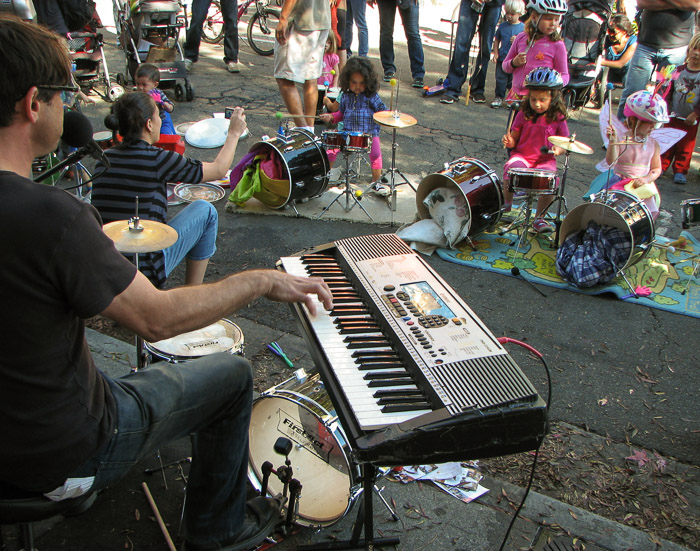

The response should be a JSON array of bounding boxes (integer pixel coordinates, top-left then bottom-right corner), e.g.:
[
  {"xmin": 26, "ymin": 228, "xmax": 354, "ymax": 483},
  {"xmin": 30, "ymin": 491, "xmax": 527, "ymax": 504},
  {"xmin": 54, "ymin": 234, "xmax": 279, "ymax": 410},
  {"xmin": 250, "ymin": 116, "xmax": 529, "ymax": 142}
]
[
  {"xmin": 298, "ymin": 464, "xmax": 400, "ymax": 551},
  {"xmin": 550, "ymin": 149, "xmax": 571, "ymax": 247},
  {"xmin": 318, "ymin": 148, "xmax": 373, "ymax": 220},
  {"xmin": 377, "ymin": 125, "xmax": 415, "ymax": 212}
]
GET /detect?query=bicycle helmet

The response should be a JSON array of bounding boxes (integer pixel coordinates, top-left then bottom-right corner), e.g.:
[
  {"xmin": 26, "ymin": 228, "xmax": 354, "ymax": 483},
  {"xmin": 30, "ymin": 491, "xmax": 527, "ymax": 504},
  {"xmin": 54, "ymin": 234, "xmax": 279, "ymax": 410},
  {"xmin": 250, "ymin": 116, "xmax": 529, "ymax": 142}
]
[
  {"xmin": 524, "ymin": 67, "xmax": 564, "ymax": 89},
  {"xmin": 623, "ymin": 90, "xmax": 669, "ymax": 126},
  {"xmin": 526, "ymin": 0, "xmax": 568, "ymax": 15}
]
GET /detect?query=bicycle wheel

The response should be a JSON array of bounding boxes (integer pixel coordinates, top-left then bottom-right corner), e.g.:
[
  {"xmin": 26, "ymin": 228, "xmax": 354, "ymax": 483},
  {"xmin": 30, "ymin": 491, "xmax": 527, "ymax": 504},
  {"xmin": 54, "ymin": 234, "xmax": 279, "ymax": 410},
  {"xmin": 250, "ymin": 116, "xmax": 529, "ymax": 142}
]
[
  {"xmin": 202, "ymin": 0, "xmax": 224, "ymax": 44},
  {"xmin": 247, "ymin": 8, "xmax": 279, "ymax": 56}
]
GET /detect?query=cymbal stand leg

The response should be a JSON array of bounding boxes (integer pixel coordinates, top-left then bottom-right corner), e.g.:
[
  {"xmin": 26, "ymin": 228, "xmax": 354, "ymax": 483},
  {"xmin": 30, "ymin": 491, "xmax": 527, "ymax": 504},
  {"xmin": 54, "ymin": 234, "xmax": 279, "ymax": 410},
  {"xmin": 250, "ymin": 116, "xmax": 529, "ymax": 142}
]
[{"xmin": 373, "ymin": 484, "xmax": 399, "ymax": 521}]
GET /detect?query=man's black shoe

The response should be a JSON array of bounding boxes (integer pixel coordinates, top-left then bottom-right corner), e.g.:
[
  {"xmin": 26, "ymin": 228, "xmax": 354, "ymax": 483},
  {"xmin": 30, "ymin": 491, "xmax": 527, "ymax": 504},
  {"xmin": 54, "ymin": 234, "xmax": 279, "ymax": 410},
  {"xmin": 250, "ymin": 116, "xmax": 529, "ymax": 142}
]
[
  {"xmin": 412, "ymin": 77, "xmax": 424, "ymax": 88},
  {"xmin": 383, "ymin": 72, "xmax": 395, "ymax": 82},
  {"xmin": 182, "ymin": 496, "xmax": 281, "ymax": 551}
]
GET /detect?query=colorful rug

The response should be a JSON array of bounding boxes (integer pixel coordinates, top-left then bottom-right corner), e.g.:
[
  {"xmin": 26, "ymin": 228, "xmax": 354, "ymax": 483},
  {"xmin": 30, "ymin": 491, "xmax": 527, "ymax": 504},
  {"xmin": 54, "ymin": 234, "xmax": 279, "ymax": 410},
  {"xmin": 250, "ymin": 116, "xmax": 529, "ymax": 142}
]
[{"xmin": 436, "ymin": 228, "xmax": 700, "ymax": 319}]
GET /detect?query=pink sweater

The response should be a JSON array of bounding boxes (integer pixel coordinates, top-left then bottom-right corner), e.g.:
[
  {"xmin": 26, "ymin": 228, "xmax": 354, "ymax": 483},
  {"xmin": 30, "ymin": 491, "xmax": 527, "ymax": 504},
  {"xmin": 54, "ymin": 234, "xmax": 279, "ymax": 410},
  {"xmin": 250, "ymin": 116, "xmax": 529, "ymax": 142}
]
[{"xmin": 502, "ymin": 33, "xmax": 569, "ymax": 97}]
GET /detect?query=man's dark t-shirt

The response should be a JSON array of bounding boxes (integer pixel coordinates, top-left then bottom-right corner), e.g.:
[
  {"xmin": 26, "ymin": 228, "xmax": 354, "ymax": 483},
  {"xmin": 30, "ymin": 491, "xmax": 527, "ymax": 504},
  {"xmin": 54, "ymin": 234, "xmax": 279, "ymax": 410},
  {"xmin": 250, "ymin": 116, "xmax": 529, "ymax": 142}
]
[{"xmin": 0, "ymin": 172, "xmax": 136, "ymax": 492}]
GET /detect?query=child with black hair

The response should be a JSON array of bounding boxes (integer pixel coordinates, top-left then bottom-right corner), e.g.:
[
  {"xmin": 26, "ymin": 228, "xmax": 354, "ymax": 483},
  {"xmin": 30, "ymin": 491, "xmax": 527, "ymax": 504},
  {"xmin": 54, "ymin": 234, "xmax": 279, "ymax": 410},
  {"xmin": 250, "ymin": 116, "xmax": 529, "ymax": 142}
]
[
  {"xmin": 319, "ymin": 56, "xmax": 388, "ymax": 193},
  {"xmin": 135, "ymin": 63, "xmax": 175, "ymax": 135},
  {"xmin": 501, "ymin": 66, "xmax": 569, "ymax": 233}
]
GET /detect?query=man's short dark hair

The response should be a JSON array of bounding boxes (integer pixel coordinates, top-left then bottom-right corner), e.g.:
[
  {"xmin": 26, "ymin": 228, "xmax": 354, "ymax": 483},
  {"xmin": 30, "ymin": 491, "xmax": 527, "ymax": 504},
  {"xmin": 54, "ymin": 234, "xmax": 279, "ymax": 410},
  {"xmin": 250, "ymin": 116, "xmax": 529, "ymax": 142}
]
[{"xmin": 0, "ymin": 15, "xmax": 72, "ymax": 127}]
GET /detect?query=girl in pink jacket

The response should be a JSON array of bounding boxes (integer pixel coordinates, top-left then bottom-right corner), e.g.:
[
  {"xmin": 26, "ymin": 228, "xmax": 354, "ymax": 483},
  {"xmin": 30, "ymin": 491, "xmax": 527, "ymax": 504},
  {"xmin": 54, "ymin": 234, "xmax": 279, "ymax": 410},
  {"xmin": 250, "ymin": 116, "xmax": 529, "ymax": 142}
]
[{"xmin": 502, "ymin": 0, "xmax": 569, "ymax": 101}]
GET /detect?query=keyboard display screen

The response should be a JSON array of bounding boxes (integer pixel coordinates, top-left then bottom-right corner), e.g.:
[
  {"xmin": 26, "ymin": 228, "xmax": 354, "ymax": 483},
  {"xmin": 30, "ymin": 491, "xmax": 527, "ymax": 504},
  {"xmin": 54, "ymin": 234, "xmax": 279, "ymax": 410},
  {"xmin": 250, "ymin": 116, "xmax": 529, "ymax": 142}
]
[{"xmin": 400, "ymin": 281, "xmax": 455, "ymax": 319}]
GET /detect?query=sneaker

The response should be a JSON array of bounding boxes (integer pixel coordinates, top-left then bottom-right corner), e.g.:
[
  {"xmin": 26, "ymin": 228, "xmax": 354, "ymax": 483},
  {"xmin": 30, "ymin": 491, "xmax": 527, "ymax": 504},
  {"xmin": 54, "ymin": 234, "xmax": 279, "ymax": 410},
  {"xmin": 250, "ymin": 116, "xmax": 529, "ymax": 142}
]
[
  {"xmin": 491, "ymin": 97, "xmax": 503, "ymax": 108},
  {"xmin": 440, "ymin": 95, "xmax": 457, "ymax": 104},
  {"xmin": 184, "ymin": 59, "xmax": 193, "ymax": 71},
  {"xmin": 412, "ymin": 77, "xmax": 424, "ymax": 88},
  {"xmin": 471, "ymin": 93, "xmax": 486, "ymax": 103},
  {"xmin": 383, "ymin": 72, "xmax": 395, "ymax": 82},
  {"xmin": 532, "ymin": 218, "xmax": 553, "ymax": 234},
  {"xmin": 182, "ymin": 497, "xmax": 281, "ymax": 551},
  {"xmin": 370, "ymin": 181, "xmax": 391, "ymax": 197},
  {"xmin": 673, "ymin": 172, "xmax": 687, "ymax": 185},
  {"xmin": 226, "ymin": 61, "xmax": 240, "ymax": 73}
]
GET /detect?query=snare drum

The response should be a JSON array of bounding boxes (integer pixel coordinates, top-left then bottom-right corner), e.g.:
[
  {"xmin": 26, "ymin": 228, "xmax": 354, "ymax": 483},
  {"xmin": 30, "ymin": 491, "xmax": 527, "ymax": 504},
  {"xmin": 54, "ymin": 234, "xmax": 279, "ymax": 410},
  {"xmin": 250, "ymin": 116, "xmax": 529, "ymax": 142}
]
[
  {"xmin": 322, "ymin": 130, "xmax": 347, "ymax": 150},
  {"xmin": 248, "ymin": 372, "xmax": 359, "ymax": 527},
  {"xmin": 560, "ymin": 190, "xmax": 655, "ymax": 270},
  {"xmin": 507, "ymin": 168, "xmax": 557, "ymax": 195},
  {"xmin": 346, "ymin": 132, "xmax": 371, "ymax": 152},
  {"xmin": 248, "ymin": 129, "xmax": 330, "ymax": 209},
  {"xmin": 93, "ymin": 130, "xmax": 114, "ymax": 150},
  {"xmin": 416, "ymin": 157, "xmax": 504, "ymax": 237},
  {"xmin": 145, "ymin": 319, "xmax": 244, "ymax": 363},
  {"xmin": 681, "ymin": 198, "xmax": 700, "ymax": 229}
]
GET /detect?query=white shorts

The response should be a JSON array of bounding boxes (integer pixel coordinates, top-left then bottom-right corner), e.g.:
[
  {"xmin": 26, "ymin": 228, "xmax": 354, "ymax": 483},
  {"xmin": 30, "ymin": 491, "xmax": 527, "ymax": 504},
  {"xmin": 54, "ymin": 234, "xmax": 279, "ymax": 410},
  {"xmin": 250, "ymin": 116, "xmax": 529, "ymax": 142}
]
[{"xmin": 274, "ymin": 28, "xmax": 329, "ymax": 83}]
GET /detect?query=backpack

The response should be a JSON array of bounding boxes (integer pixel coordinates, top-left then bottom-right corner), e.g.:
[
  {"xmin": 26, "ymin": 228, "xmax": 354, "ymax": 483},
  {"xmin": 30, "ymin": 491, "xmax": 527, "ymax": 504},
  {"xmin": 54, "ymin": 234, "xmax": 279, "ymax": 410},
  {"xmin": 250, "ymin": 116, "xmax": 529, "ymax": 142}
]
[
  {"xmin": 555, "ymin": 220, "xmax": 631, "ymax": 288},
  {"xmin": 58, "ymin": 0, "xmax": 96, "ymax": 32}
]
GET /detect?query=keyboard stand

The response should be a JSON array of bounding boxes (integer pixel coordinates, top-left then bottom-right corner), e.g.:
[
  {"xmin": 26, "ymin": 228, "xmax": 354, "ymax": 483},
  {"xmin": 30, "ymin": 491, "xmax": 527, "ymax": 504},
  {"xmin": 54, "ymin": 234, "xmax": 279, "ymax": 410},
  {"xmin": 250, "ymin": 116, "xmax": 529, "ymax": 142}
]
[{"xmin": 298, "ymin": 464, "xmax": 400, "ymax": 551}]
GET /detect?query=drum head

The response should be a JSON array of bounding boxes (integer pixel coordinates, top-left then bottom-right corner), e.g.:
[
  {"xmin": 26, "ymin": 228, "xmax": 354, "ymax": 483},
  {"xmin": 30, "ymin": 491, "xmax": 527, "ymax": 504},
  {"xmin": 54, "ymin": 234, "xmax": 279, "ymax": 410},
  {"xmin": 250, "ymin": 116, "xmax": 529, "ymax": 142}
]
[
  {"xmin": 145, "ymin": 319, "xmax": 243, "ymax": 362},
  {"xmin": 185, "ymin": 119, "xmax": 249, "ymax": 147},
  {"xmin": 249, "ymin": 394, "xmax": 352, "ymax": 526}
]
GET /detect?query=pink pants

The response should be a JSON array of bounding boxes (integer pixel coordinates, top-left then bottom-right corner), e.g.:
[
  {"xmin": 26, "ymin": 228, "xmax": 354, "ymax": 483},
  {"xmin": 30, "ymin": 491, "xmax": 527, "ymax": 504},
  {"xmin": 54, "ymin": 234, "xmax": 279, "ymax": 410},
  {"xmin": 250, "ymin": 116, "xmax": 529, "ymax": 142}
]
[{"xmin": 327, "ymin": 136, "xmax": 382, "ymax": 170}]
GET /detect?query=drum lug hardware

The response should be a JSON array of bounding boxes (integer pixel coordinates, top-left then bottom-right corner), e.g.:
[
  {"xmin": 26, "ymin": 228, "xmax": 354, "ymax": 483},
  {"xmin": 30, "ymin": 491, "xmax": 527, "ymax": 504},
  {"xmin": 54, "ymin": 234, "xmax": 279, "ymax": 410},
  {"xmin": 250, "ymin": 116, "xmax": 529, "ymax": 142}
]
[{"xmin": 453, "ymin": 164, "xmax": 467, "ymax": 175}]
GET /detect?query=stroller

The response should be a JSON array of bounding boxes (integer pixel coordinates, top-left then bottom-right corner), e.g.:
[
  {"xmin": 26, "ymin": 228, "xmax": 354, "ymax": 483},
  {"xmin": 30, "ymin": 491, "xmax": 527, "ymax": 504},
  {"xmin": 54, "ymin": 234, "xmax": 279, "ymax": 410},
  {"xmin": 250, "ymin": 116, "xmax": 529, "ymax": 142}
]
[
  {"xmin": 68, "ymin": 5, "xmax": 125, "ymax": 102},
  {"xmin": 560, "ymin": 0, "xmax": 613, "ymax": 110},
  {"xmin": 113, "ymin": 0, "xmax": 194, "ymax": 101}
]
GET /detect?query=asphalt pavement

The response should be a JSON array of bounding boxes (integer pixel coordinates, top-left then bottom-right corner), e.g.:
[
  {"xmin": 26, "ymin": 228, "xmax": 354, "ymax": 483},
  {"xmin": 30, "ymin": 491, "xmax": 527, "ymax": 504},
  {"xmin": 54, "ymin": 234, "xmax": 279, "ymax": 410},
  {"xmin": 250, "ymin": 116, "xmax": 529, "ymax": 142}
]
[{"xmin": 6, "ymin": 3, "xmax": 698, "ymax": 550}]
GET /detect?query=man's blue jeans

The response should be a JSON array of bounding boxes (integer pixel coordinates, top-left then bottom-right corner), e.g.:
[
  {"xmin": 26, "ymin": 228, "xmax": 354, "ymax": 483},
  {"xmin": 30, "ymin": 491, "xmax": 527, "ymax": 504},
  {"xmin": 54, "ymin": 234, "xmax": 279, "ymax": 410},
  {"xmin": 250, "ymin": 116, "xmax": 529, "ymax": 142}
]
[
  {"xmin": 445, "ymin": 0, "xmax": 501, "ymax": 99},
  {"xmin": 70, "ymin": 354, "xmax": 253, "ymax": 548},
  {"xmin": 163, "ymin": 199, "xmax": 218, "ymax": 277},
  {"xmin": 377, "ymin": 0, "xmax": 425, "ymax": 79},
  {"xmin": 344, "ymin": 0, "xmax": 369, "ymax": 57},
  {"xmin": 185, "ymin": 0, "xmax": 239, "ymax": 63},
  {"xmin": 617, "ymin": 42, "xmax": 688, "ymax": 119}
]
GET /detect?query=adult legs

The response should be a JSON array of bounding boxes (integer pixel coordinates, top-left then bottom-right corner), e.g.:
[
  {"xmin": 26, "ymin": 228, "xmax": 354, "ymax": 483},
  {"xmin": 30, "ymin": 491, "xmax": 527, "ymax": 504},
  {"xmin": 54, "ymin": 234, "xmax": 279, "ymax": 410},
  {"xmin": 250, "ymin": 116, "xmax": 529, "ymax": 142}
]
[
  {"xmin": 220, "ymin": 0, "xmax": 240, "ymax": 64},
  {"xmin": 346, "ymin": 0, "xmax": 368, "ymax": 56},
  {"xmin": 469, "ymin": 4, "xmax": 500, "ymax": 95},
  {"xmin": 377, "ymin": 0, "xmax": 397, "ymax": 76},
  {"xmin": 163, "ymin": 200, "xmax": 218, "ymax": 285},
  {"xmin": 398, "ymin": 0, "xmax": 425, "ymax": 79},
  {"xmin": 70, "ymin": 354, "xmax": 254, "ymax": 548},
  {"xmin": 184, "ymin": 0, "xmax": 213, "ymax": 62},
  {"xmin": 277, "ymin": 79, "xmax": 318, "ymax": 128},
  {"xmin": 617, "ymin": 44, "xmax": 687, "ymax": 118},
  {"xmin": 444, "ymin": 0, "xmax": 478, "ymax": 99}
]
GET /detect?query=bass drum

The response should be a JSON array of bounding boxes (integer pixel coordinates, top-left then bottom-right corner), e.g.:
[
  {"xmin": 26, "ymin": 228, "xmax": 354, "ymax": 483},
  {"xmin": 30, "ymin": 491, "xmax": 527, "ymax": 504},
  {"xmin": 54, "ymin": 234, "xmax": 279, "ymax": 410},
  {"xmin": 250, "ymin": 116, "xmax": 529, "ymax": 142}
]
[
  {"xmin": 249, "ymin": 129, "xmax": 330, "ymax": 209},
  {"xmin": 248, "ymin": 372, "xmax": 360, "ymax": 527},
  {"xmin": 559, "ymin": 190, "xmax": 655, "ymax": 270},
  {"xmin": 416, "ymin": 157, "xmax": 504, "ymax": 237}
]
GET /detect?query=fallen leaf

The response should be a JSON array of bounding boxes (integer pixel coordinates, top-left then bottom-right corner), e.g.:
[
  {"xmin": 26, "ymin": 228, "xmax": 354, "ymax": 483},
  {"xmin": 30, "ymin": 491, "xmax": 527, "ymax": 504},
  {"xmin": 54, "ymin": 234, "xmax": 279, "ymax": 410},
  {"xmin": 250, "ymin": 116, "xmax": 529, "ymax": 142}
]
[
  {"xmin": 134, "ymin": 508, "xmax": 140, "ymax": 521},
  {"xmin": 598, "ymin": 398, "xmax": 608, "ymax": 406}
]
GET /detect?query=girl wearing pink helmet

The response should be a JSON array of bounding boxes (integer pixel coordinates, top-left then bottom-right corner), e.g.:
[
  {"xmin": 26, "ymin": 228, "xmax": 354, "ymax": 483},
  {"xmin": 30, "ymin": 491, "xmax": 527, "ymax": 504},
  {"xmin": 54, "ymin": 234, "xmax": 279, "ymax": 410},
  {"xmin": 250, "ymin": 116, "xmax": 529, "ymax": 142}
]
[{"xmin": 595, "ymin": 90, "xmax": 668, "ymax": 219}]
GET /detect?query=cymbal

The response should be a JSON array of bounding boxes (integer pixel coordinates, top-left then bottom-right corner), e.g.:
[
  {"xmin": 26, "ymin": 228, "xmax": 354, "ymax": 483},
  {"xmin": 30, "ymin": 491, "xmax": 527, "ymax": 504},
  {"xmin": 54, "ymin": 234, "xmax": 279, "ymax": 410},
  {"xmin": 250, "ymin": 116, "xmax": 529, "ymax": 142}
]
[
  {"xmin": 373, "ymin": 111, "xmax": 417, "ymax": 128},
  {"xmin": 548, "ymin": 135, "xmax": 594, "ymax": 155},
  {"xmin": 103, "ymin": 219, "xmax": 178, "ymax": 253}
]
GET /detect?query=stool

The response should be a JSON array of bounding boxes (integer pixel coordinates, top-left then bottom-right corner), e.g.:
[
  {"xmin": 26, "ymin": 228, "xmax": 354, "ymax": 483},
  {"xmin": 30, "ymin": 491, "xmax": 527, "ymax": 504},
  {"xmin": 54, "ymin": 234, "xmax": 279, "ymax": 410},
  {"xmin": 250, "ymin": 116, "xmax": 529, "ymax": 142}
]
[{"xmin": 0, "ymin": 484, "xmax": 96, "ymax": 551}]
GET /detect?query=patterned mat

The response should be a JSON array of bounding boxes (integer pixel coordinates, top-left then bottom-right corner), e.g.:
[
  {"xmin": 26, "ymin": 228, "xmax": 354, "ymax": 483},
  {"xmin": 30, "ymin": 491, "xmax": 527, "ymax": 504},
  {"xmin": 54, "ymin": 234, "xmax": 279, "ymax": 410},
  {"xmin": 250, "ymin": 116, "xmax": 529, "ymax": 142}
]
[{"xmin": 436, "ymin": 228, "xmax": 700, "ymax": 319}]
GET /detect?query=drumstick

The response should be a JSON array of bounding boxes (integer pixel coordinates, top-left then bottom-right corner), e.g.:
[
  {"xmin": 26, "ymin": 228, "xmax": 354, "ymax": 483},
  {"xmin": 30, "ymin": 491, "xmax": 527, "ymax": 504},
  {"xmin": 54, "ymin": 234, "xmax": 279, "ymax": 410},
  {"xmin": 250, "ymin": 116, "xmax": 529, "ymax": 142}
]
[{"xmin": 142, "ymin": 482, "xmax": 177, "ymax": 551}]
